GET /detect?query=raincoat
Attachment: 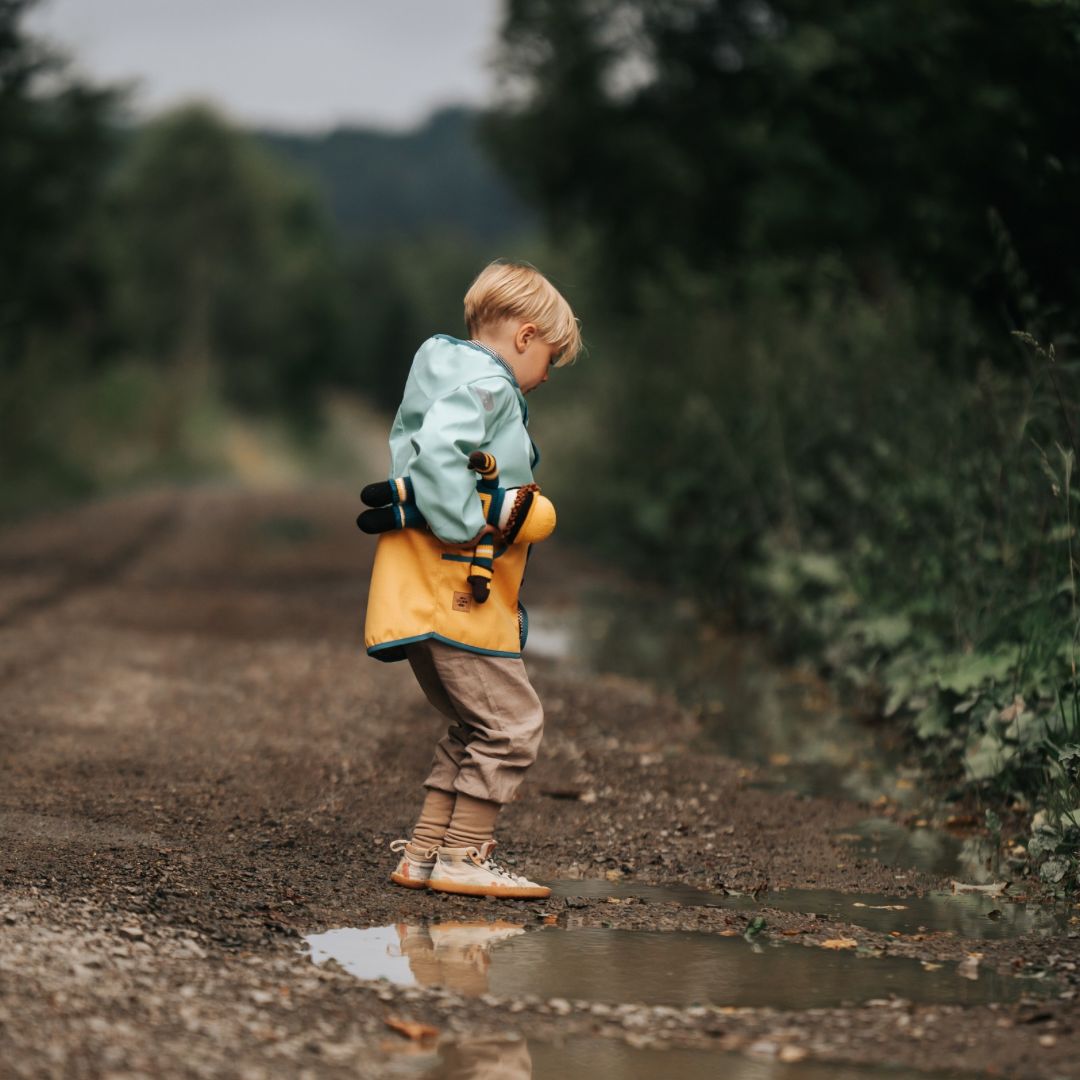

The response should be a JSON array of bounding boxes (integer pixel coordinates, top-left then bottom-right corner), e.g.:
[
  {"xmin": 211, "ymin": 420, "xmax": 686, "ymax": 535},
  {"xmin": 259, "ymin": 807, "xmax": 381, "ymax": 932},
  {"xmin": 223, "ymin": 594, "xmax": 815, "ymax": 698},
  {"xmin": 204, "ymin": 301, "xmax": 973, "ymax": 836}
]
[{"xmin": 364, "ymin": 335, "xmax": 541, "ymax": 662}]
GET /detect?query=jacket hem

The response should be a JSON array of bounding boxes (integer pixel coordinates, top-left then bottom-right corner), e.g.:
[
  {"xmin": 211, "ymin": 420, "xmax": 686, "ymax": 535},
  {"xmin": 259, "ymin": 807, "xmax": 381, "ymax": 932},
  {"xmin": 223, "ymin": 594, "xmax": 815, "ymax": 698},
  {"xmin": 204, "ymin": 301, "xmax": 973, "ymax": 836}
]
[{"xmin": 367, "ymin": 632, "xmax": 522, "ymax": 663}]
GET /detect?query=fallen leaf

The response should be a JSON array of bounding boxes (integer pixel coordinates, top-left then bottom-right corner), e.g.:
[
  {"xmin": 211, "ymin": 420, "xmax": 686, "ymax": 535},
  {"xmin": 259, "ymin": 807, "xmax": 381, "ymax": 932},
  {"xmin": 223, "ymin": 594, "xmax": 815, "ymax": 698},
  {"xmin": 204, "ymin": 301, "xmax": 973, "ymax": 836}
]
[
  {"xmin": 1000, "ymin": 696, "xmax": 1026, "ymax": 723},
  {"xmin": 944, "ymin": 815, "xmax": 977, "ymax": 828},
  {"xmin": 384, "ymin": 1017, "xmax": 438, "ymax": 1041},
  {"xmin": 604, "ymin": 870, "xmax": 622, "ymax": 883},
  {"xmin": 922, "ymin": 961, "xmax": 943, "ymax": 971},
  {"xmin": 744, "ymin": 916, "xmax": 767, "ymax": 940},
  {"xmin": 820, "ymin": 938, "xmax": 859, "ymax": 950}
]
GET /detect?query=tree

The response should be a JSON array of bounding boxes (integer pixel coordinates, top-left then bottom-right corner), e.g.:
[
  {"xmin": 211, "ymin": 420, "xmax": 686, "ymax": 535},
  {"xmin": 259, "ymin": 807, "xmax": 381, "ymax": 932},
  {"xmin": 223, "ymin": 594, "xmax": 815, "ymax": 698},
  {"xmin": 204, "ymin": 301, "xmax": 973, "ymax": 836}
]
[
  {"xmin": 0, "ymin": 0, "xmax": 117, "ymax": 362},
  {"xmin": 109, "ymin": 106, "xmax": 346, "ymax": 420},
  {"xmin": 485, "ymin": 0, "xmax": 1080, "ymax": 331},
  {"xmin": 0, "ymin": 0, "xmax": 119, "ymax": 493}
]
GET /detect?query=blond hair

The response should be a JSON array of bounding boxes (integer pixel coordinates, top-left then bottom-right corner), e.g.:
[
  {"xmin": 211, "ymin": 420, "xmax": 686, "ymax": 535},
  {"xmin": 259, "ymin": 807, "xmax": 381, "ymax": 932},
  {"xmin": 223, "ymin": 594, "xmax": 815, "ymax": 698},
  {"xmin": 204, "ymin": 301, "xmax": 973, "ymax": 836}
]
[{"xmin": 464, "ymin": 260, "xmax": 582, "ymax": 366}]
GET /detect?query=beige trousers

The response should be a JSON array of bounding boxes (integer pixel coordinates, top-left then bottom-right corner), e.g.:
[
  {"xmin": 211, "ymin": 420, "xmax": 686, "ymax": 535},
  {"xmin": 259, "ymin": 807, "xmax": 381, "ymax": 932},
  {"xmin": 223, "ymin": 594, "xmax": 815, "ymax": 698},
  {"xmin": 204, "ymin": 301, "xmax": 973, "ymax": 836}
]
[{"xmin": 405, "ymin": 639, "xmax": 544, "ymax": 806}]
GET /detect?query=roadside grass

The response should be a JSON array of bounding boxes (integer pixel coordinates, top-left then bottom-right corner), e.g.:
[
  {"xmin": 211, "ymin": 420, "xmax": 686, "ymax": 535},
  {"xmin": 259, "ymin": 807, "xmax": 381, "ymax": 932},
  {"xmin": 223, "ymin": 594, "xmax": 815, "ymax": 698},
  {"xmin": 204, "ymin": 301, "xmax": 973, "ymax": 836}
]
[{"xmin": 0, "ymin": 354, "xmax": 385, "ymax": 520}]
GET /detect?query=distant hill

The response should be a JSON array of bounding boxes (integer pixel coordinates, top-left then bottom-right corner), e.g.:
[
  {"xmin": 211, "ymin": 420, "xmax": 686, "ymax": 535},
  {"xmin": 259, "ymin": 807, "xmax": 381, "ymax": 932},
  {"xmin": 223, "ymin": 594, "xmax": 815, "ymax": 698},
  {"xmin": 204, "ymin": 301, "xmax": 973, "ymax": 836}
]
[{"xmin": 259, "ymin": 108, "xmax": 532, "ymax": 244}]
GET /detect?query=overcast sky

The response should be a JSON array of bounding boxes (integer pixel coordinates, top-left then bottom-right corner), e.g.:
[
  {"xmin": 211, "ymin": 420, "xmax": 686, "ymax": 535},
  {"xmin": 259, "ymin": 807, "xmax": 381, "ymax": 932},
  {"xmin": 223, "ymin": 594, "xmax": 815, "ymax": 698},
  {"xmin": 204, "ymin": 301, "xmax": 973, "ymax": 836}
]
[{"xmin": 25, "ymin": 0, "xmax": 504, "ymax": 132}]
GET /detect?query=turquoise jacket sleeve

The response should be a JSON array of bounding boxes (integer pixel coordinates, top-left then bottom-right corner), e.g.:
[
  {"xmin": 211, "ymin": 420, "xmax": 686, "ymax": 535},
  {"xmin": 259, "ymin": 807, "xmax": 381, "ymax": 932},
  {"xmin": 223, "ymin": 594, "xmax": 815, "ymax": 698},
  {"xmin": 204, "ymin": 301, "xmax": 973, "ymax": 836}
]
[{"xmin": 406, "ymin": 379, "xmax": 516, "ymax": 544}]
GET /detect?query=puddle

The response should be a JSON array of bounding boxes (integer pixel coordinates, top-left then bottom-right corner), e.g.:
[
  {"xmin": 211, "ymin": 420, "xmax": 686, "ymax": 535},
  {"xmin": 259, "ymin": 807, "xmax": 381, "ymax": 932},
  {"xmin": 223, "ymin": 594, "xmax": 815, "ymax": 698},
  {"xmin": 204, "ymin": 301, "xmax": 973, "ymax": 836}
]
[
  {"xmin": 546, "ymin": 878, "xmax": 1075, "ymax": 940},
  {"xmin": 389, "ymin": 1036, "xmax": 984, "ymax": 1080},
  {"xmin": 842, "ymin": 816, "xmax": 995, "ymax": 884},
  {"xmin": 305, "ymin": 923, "xmax": 1047, "ymax": 1008}
]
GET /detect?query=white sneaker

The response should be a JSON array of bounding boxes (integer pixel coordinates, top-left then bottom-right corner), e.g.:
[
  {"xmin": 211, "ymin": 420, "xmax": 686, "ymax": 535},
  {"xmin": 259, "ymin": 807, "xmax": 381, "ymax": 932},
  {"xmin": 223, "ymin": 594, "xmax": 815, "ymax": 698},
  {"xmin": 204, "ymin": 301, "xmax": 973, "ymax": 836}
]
[
  {"xmin": 427, "ymin": 841, "xmax": 551, "ymax": 900},
  {"xmin": 389, "ymin": 839, "xmax": 436, "ymax": 889}
]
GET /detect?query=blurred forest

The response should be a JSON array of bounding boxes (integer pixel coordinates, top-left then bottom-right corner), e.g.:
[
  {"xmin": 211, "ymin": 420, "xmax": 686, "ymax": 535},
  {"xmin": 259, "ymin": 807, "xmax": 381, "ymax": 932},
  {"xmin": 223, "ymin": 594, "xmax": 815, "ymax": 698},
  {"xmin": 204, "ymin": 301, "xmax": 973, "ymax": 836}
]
[{"xmin": 3, "ymin": 0, "xmax": 1080, "ymax": 882}]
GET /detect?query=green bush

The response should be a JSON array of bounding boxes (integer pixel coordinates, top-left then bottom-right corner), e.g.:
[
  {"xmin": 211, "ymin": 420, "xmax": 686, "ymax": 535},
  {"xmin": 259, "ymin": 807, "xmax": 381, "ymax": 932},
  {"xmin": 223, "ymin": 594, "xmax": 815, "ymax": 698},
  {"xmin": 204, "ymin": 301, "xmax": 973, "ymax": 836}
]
[{"xmin": 531, "ymin": 258, "xmax": 1080, "ymax": 890}]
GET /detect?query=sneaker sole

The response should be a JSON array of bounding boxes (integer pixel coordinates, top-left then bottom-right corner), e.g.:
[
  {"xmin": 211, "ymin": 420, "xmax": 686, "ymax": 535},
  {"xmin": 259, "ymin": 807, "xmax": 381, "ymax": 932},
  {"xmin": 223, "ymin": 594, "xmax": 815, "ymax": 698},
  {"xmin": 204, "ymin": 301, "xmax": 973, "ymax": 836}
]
[
  {"xmin": 427, "ymin": 879, "xmax": 551, "ymax": 900},
  {"xmin": 390, "ymin": 872, "xmax": 431, "ymax": 890}
]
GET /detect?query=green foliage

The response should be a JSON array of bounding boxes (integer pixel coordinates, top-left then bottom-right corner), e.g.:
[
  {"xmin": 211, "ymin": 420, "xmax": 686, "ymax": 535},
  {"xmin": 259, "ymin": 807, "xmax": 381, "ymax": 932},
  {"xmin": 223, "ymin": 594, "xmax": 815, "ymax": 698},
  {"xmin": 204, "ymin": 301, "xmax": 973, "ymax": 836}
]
[
  {"xmin": 337, "ymin": 235, "xmax": 490, "ymax": 412},
  {"xmin": 0, "ymin": 0, "xmax": 118, "ymax": 354},
  {"xmin": 261, "ymin": 109, "xmax": 532, "ymax": 243},
  {"xmin": 486, "ymin": 0, "xmax": 1080, "ymax": 339},
  {"xmin": 529, "ymin": 250, "xmax": 1080, "ymax": 888},
  {"xmin": 0, "ymin": 0, "xmax": 120, "ymax": 503},
  {"xmin": 108, "ymin": 105, "xmax": 347, "ymax": 422}
]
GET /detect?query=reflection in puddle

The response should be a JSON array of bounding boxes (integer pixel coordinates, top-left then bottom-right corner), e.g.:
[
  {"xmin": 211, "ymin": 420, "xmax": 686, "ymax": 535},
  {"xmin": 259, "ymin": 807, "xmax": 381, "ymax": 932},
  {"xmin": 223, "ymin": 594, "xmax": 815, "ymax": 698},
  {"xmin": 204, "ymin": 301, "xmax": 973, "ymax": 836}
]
[
  {"xmin": 305, "ymin": 922, "xmax": 525, "ymax": 995},
  {"xmin": 305, "ymin": 923, "xmax": 1046, "ymax": 1008},
  {"xmin": 545, "ymin": 878, "xmax": 1076, "ymax": 940},
  {"xmin": 403, "ymin": 1036, "xmax": 984, "ymax": 1080},
  {"xmin": 842, "ymin": 815, "xmax": 994, "ymax": 884},
  {"xmin": 420, "ymin": 1038, "xmax": 531, "ymax": 1080}
]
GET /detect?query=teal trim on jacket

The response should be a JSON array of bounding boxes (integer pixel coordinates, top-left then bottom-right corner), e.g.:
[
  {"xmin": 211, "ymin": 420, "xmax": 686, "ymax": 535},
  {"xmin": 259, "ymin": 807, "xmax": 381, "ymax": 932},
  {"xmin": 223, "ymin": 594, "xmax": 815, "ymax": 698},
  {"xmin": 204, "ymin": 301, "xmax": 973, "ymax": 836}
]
[{"xmin": 367, "ymin": 632, "xmax": 523, "ymax": 664}]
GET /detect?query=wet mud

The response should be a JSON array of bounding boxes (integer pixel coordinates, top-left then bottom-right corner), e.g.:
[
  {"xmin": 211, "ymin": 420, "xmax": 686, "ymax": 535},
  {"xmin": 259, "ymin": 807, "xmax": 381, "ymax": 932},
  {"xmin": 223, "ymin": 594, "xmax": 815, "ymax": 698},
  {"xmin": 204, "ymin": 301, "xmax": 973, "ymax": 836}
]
[{"xmin": 1, "ymin": 487, "xmax": 1079, "ymax": 1079}]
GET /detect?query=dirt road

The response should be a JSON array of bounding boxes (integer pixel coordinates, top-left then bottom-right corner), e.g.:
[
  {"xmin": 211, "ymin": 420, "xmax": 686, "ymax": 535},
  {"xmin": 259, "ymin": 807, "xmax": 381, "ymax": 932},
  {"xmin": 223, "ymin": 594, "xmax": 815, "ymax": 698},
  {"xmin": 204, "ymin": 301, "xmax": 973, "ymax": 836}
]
[{"xmin": 1, "ymin": 487, "xmax": 1078, "ymax": 1078}]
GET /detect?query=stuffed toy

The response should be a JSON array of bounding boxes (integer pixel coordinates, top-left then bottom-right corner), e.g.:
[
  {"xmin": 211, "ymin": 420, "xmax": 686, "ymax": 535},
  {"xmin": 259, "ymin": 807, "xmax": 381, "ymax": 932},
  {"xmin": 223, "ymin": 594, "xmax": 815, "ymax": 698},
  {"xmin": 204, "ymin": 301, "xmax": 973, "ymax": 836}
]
[{"xmin": 357, "ymin": 451, "xmax": 555, "ymax": 603}]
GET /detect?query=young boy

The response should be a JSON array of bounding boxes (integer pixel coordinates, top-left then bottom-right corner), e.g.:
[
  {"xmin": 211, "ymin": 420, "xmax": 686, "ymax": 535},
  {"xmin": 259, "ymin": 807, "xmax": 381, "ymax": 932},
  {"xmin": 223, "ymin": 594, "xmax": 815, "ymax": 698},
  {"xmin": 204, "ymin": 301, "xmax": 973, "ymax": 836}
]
[{"xmin": 364, "ymin": 260, "xmax": 581, "ymax": 899}]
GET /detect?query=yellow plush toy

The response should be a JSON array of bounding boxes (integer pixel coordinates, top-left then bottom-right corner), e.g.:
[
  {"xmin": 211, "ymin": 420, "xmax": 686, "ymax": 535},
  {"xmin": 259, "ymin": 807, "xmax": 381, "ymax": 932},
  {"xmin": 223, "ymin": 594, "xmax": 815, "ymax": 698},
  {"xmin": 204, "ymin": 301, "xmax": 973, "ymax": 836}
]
[{"xmin": 357, "ymin": 451, "xmax": 556, "ymax": 603}]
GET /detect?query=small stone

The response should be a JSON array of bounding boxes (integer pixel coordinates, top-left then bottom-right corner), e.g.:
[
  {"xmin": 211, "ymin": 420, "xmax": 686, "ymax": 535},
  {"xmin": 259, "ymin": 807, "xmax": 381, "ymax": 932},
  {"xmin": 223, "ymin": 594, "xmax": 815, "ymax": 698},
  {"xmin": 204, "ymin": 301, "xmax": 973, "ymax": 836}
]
[
  {"xmin": 779, "ymin": 1046, "xmax": 808, "ymax": 1063},
  {"xmin": 118, "ymin": 926, "xmax": 144, "ymax": 940},
  {"xmin": 548, "ymin": 997, "xmax": 572, "ymax": 1016},
  {"xmin": 747, "ymin": 1041, "xmax": 779, "ymax": 1058},
  {"xmin": 1039, "ymin": 1034, "xmax": 1057, "ymax": 1048}
]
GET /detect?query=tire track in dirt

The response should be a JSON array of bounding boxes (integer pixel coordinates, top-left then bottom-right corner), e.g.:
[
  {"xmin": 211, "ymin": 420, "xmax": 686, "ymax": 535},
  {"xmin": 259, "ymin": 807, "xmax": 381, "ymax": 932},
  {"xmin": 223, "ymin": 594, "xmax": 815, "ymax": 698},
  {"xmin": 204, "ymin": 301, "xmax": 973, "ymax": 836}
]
[{"xmin": 0, "ymin": 493, "xmax": 180, "ymax": 631}]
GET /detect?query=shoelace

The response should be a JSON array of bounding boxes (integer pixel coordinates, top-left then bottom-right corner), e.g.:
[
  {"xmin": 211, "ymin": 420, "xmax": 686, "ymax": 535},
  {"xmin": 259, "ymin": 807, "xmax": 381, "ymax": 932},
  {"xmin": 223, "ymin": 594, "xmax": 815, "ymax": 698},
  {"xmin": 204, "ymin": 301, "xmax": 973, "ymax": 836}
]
[
  {"xmin": 468, "ymin": 849, "xmax": 535, "ymax": 886},
  {"xmin": 389, "ymin": 839, "xmax": 436, "ymax": 859}
]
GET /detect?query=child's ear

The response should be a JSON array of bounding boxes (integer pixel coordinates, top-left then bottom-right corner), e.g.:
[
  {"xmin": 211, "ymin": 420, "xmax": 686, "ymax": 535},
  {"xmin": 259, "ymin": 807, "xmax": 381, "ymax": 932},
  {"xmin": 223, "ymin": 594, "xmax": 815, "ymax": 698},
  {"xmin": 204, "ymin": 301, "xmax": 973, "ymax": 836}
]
[{"xmin": 515, "ymin": 322, "xmax": 539, "ymax": 353}]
